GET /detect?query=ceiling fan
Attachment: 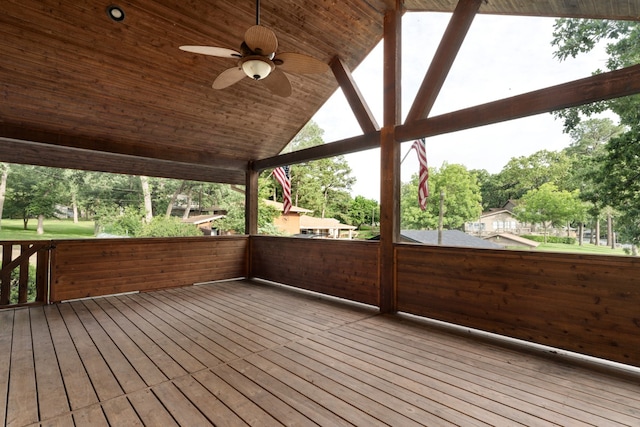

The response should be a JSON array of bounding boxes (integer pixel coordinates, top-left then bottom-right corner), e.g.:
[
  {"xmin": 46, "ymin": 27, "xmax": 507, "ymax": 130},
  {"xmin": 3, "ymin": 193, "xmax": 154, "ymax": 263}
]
[{"xmin": 180, "ymin": 0, "xmax": 329, "ymax": 97}]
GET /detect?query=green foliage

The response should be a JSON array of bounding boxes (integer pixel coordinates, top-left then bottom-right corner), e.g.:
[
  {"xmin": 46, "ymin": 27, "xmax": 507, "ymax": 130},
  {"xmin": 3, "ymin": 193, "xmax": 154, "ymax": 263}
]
[
  {"xmin": 514, "ymin": 183, "xmax": 584, "ymax": 242},
  {"xmin": 348, "ymin": 196, "xmax": 379, "ymax": 228},
  {"xmin": 138, "ymin": 216, "xmax": 202, "ymax": 238},
  {"xmin": 4, "ymin": 165, "xmax": 66, "ymax": 229},
  {"xmin": 0, "ymin": 219, "xmax": 94, "ymax": 240},
  {"xmin": 551, "ymin": 19, "xmax": 640, "ymax": 131},
  {"xmin": 401, "ymin": 163, "xmax": 482, "ymax": 230},
  {"xmin": 522, "ymin": 235, "xmax": 577, "ymax": 244},
  {"xmin": 9, "ymin": 265, "xmax": 37, "ymax": 304},
  {"xmin": 262, "ymin": 122, "xmax": 357, "ymax": 227},
  {"xmin": 598, "ymin": 127, "xmax": 640, "ymax": 245},
  {"xmin": 96, "ymin": 205, "xmax": 144, "ymax": 237},
  {"xmin": 283, "ymin": 120, "xmax": 325, "ymax": 152},
  {"xmin": 500, "ymin": 150, "xmax": 573, "ymax": 197}
]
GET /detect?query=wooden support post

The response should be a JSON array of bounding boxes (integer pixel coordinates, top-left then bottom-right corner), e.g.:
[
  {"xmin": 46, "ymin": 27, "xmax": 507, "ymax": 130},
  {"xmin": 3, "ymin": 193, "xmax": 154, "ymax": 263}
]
[
  {"xmin": 245, "ymin": 164, "xmax": 259, "ymax": 278},
  {"xmin": 379, "ymin": 2, "xmax": 402, "ymax": 313}
]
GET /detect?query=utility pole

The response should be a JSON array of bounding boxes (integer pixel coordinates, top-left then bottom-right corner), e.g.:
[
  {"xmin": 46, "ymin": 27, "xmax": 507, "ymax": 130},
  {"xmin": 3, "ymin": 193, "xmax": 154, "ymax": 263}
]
[{"xmin": 438, "ymin": 190, "xmax": 445, "ymax": 245}]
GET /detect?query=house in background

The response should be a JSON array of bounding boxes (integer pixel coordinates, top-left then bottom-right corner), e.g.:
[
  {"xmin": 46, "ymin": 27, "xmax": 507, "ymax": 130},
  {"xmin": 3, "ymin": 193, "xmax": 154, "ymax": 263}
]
[
  {"xmin": 264, "ymin": 200, "xmax": 313, "ymax": 235},
  {"xmin": 299, "ymin": 215, "xmax": 357, "ymax": 239},
  {"xmin": 401, "ymin": 230, "xmax": 503, "ymax": 249},
  {"xmin": 265, "ymin": 200, "xmax": 356, "ymax": 238},
  {"xmin": 466, "ymin": 200, "xmax": 529, "ymax": 237},
  {"xmin": 484, "ymin": 232, "xmax": 540, "ymax": 249},
  {"xmin": 181, "ymin": 214, "xmax": 226, "ymax": 235}
]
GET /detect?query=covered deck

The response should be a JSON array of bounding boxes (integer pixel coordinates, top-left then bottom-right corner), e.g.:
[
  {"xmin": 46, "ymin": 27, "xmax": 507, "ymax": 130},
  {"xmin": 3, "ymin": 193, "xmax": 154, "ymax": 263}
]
[
  {"xmin": 2, "ymin": 1, "xmax": 640, "ymax": 425},
  {"xmin": 3, "ymin": 279, "xmax": 639, "ymax": 426}
]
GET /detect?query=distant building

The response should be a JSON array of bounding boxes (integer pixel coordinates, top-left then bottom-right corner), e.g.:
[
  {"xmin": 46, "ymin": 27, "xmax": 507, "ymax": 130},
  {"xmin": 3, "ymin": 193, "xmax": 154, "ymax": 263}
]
[
  {"xmin": 371, "ymin": 230, "xmax": 503, "ymax": 249},
  {"xmin": 465, "ymin": 200, "xmax": 529, "ymax": 236},
  {"xmin": 265, "ymin": 199, "xmax": 356, "ymax": 238},
  {"xmin": 264, "ymin": 200, "xmax": 313, "ymax": 235},
  {"xmin": 182, "ymin": 214, "xmax": 226, "ymax": 235},
  {"xmin": 484, "ymin": 233, "xmax": 540, "ymax": 249},
  {"xmin": 400, "ymin": 230, "xmax": 503, "ymax": 249},
  {"xmin": 299, "ymin": 215, "xmax": 357, "ymax": 239}
]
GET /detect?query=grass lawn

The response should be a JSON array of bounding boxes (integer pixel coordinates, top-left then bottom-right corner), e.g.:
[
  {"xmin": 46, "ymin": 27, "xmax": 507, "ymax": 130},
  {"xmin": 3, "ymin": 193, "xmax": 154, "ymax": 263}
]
[
  {"xmin": 0, "ymin": 219, "xmax": 95, "ymax": 240},
  {"xmin": 537, "ymin": 242, "xmax": 628, "ymax": 256}
]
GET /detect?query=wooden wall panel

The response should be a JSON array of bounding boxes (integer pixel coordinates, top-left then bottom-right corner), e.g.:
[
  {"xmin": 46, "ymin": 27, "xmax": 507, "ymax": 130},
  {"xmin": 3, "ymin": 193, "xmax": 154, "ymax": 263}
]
[
  {"xmin": 396, "ymin": 244, "xmax": 640, "ymax": 367},
  {"xmin": 250, "ymin": 236, "xmax": 380, "ymax": 306},
  {"xmin": 50, "ymin": 236, "xmax": 247, "ymax": 302}
]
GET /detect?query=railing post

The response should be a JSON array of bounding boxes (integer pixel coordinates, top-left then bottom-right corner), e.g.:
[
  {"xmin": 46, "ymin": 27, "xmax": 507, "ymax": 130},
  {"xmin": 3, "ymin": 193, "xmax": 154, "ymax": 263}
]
[
  {"xmin": 36, "ymin": 244, "xmax": 51, "ymax": 304},
  {"xmin": 0, "ymin": 244, "xmax": 11, "ymax": 305}
]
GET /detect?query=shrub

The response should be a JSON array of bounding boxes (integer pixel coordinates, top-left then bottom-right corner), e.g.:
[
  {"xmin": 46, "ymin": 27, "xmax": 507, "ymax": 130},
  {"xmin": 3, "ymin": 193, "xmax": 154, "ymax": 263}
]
[
  {"xmin": 139, "ymin": 216, "xmax": 203, "ymax": 238},
  {"xmin": 522, "ymin": 235, "xmax": 576, "ymax": 245},
  {"xmin": 9, "ymin": 265, "xmax": 37, "ymax": 304}
]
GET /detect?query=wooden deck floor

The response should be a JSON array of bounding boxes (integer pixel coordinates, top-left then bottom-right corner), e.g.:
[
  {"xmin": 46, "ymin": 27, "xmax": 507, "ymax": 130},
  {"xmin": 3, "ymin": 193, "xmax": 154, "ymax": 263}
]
[{"xmin": 2, "ymin": 279, "xmax": 639, "ymax": 426}]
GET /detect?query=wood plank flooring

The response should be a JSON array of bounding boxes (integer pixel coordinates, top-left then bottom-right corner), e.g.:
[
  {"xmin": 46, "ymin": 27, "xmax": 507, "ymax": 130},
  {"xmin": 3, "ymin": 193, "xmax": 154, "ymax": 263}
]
[{"xmin": 1, "ymin": 279, "xmax": 639, "ymax": 426}]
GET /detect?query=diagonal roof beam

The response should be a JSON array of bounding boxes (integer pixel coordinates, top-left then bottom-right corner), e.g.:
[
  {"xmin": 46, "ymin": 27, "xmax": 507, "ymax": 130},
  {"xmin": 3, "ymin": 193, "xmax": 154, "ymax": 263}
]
[
  {"xmin": 330, "ymin": 56, "xmax": 380, "ymax": 134},
  {"xmin": 396, "ymin": 63, "xmax": 640, "ymax": 142},
  {"xmin": 405, "ymin": 0, "xmax": 483, "ymax": 123}
]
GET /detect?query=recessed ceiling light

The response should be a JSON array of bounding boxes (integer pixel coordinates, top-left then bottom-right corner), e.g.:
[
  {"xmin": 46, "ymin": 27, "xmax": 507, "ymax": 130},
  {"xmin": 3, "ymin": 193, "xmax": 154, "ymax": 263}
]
[{"xmin": 106, "ymin": 5, "xmax": 125, "ymax": 22}]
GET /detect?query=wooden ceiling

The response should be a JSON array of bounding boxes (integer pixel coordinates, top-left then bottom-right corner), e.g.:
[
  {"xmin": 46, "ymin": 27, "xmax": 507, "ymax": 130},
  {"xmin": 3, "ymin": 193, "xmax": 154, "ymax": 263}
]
[{"xmin": 1, "ymin": 1, "xmax": 639, "ymax": 184}]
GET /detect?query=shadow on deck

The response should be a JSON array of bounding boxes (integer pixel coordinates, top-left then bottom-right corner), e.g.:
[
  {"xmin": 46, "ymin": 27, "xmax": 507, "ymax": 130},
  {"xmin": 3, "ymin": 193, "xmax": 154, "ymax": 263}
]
[{"xmin": 2, "ymin": 279, "xmax": 639, "ymax": 426}]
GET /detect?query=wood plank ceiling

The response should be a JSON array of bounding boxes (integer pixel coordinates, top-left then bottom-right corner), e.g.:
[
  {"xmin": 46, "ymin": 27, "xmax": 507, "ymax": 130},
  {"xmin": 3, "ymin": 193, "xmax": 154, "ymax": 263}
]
[{"xmin": 1, "ymin": 1, "xmax": 639, "ymax": 184}]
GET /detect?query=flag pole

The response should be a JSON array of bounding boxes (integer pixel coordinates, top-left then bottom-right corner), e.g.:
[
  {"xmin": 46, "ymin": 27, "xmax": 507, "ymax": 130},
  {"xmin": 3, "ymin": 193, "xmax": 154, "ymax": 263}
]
[{"xmin": 401, "ymin": 137, "xmax": 425, "ymax": 164}]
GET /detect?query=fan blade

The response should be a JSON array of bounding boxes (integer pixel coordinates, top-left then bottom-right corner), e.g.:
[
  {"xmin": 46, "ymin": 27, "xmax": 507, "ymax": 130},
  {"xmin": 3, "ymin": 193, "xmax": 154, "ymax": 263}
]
[
  {"xmin": 274, "ymin": 52, "xmax": 329, "ymax": 74},
  {"xmin": 180, "ymin": 46, "xmax": 241, "ymax": 58},
  {"xmin": 261, "ymin": 68, "xmax": 292, "ymax": 97},
  {"xmin": 244, "ymin": 25, "xmax": 278, "ymax": 55},
  {"xmin": 212, "ymin": 67, "xmax": 246, "ymax": 89}
]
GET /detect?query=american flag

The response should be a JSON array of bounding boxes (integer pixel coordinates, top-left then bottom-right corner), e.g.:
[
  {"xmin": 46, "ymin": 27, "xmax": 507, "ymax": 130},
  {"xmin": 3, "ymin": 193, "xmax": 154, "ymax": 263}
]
[
  {"xmin": 273, "ymin": 166, "xmax": 292, "ymax": 214},
  {"xmin": 412, "ymin": 138, "xmax": 429, "ymax": 210}
]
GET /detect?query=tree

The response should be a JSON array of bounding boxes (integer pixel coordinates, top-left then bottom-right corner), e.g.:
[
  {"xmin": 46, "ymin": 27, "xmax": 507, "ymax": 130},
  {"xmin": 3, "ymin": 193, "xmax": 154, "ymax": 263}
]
[
  {"xmin": 497, "ymin": 150, "xmax": 573, "ymax": 199},
  {"xmin": 514, "ymin": 183, "xmax": 584, "ymax": 243},
  {"xmin": 551, "ymin": 19, "xmax": 640, "ymax": 131},
  {"xmin": 471, "ymin": 169, "xmax": 503, "ymax": 211},
  {"xmin": 552, "ymin": 20, "xmax": 640, "ymax": 250},
  {"xmin": 291, "ymin": 156, "xmax": 355, "ymax": 218},
  {"xmin": 348, "ymin": 196, "xmax": 379, "ymax": 228},
  {"xmin": 401, "ymin": 163, "xmax": 482, "ymax": 230},
  {"xmin": 598, "ymin": 128, "xmax": 640, "ymax": 249},
  {"xmin": 262, "ymin": 121, "xmax": 357, "ymax": 223},
  {"xmin": 562, "ymin": 119, "xmax": 625, "ymax": 245},
  {"xmin": 0, "ymin": 163, "xmax": 9, "ymax": 230},
  {"xmin": 140, "ymin": 175, "xmax": 153, "ymax": 223},
  {"xmin": 4, "ymin": 165, "xmax": 65, "ymax": 233}
]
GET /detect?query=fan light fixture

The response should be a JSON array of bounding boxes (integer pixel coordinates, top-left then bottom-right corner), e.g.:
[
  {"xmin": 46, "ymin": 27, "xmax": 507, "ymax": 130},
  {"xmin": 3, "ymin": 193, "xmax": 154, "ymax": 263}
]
[{"xmin": 242, "ymin": 58, "xmax": 273, "ymax": 80}]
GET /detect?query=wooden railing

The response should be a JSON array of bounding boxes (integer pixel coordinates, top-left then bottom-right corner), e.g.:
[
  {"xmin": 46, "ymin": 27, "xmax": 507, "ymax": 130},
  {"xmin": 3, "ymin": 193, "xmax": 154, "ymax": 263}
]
[
  {"xmin": 250, "ymin": 237, "xmax": 640, "ymax": 368},
  {"xmin": 49, "ymin": 236, "xmax": 248, "ymax": 302},
  {"xmin": 250, "ymin": 236, "xmax": 380, "ymax": 306},
  {"xmin": 0, "ymin": 241, "xmax": 50, "ymax": 308},
  {"xmin": 395, "ymin": 244, "xmax": 640, "ymax": 368}
]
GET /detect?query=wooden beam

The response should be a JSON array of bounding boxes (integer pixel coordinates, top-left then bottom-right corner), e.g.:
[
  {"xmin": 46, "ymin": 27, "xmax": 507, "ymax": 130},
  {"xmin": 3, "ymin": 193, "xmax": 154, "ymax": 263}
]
[
  {"xmin": 383, "ymin": 5, "xmax": 402, "ymax": 128},
  {"xmin": 379, "ymin": 1, "xmax": 403, "ymax": 314},
  {"xmin": 397, "ymin": 63, "xmax": 640, "ymax": 142},
  {"xmin": 330, "ymin": 56, "xmax": 380, "ymax": 134},
  {"xmin": 0, "ymin": 138, "xmax": 246, "ymax": 185},
  {"xmin": 405, "ymin": 0, "xmax": 483, "ymax": 123},
  {"xmin": 252, "ymin": 132, "xmax": 380, "ymax": 171},
  {"xmin": 245, "ymin": 165, "xmax": 258, "ymax": 279},
  {"xmin": 0, "ymin": 124, "xmax": 247, "ymax": 171},
  {"xmin": 245, "ymin": 165, "xmax": 258, "ymax": 236}
]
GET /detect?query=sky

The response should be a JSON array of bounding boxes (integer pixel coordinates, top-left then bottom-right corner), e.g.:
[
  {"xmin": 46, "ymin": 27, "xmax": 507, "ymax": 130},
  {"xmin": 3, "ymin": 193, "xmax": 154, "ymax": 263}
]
[{"xmin": 311, "ymin": 12, "xmax": 610, "ymax": 201}]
